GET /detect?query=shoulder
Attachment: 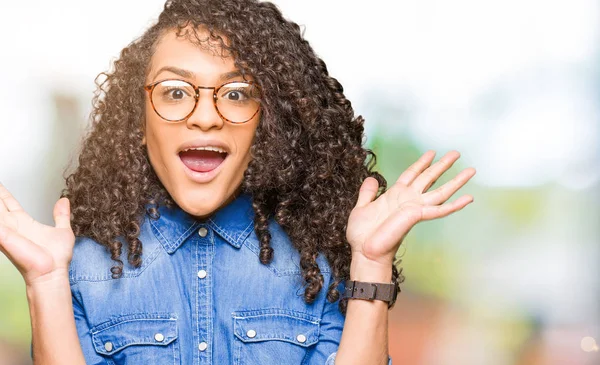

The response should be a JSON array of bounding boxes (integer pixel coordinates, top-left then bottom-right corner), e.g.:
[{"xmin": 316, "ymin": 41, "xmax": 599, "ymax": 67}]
[
  {"xmin": 69, "ymin": 216, "xmax": 163, "ymax": 285},
  {"xmin": 242, "ymin": 217, "xmax": 333, "ymax": 276}
]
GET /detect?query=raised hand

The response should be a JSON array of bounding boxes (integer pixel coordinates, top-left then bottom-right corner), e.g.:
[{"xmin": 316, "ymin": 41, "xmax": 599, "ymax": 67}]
[
  {"xmin": 0, "ymin": 183, "xmax": 75, "ymax": 286},
  {"xmin": 347, "ymin": 150, "xmax": 476, "ymax": 267}
]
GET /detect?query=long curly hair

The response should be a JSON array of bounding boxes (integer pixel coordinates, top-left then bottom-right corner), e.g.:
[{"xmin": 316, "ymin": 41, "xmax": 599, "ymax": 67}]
[{"xmin": 62, "ymin": 0, "xmax": 404, "ymax": 315}]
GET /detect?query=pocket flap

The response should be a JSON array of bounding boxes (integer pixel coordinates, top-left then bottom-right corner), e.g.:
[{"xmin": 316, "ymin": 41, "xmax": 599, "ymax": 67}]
[
  {"xmin": 91, "ymin": 313, "xmax": 178, "ymax": 355},
  {"xmin": 233, "ymin": 309, "xmax": 320, "ymax": 347}
]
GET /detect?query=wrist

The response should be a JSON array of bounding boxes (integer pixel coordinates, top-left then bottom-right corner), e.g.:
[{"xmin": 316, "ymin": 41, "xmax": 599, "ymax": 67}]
[
  {"xmin": 26, "ymin": 268, "xmax": 71, "ymax": 298},
  {"xmin": 350, "ymin": 253, "xmax": 393, "ymax": 282}
]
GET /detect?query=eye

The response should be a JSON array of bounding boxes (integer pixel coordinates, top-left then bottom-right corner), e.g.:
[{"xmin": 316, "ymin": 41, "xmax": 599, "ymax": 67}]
[
  {"xmin": 154, "ymin": 80, "xmax": 195, "ymax": 104},
  {"xmin": 218, "ymin": 82, "xmax": 259, "ymax": 103},
  {"xmin": 222, "ymin": 89, "xmax": 248, "ymax": 101},
  {"xmin": 163, "ymin": 87, "xmax": 192, "ymax": 100}
]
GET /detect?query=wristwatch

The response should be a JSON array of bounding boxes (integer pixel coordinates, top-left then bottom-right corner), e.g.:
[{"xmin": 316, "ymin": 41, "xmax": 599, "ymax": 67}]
[{"xmin": 343, "ymin": 280, "xmax": 398, "ymax": 309}]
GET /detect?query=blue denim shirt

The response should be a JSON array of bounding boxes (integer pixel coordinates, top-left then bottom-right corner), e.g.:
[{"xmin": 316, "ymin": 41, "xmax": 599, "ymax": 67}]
[{"xmin": 68, "ymin": 192, "xmax": 392, "ymax": 364}]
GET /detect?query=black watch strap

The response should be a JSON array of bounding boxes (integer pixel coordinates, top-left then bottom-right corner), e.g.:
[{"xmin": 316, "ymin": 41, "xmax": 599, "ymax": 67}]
[{"xmin": 343, "ymin": 280, "xmax": 398, "ymax": 309}]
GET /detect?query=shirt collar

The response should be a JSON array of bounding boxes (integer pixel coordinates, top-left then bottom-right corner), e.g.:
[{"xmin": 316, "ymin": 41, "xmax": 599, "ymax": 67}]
[{"xmin": 149, "ymin": 192, "xmax": 255, "ymax": 254}]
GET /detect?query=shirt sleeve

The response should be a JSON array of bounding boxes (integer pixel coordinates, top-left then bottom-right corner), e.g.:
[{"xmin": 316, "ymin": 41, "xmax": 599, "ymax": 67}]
[
  {"xmin": 303, "ymin": 278, "xmax": 393, "ymax": 365},
  {"xmin": 71, "ymin": 282, "xmax": 107, "ymax": 365}
]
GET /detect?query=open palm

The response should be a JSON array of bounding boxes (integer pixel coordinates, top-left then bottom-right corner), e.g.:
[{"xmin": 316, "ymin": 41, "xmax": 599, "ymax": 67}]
[
  {"xmin": 347, "ymin": 150, "xmax": 476, "ymax": 266},
  {"xmin": 0, "ymin": 183, "xmax": 74, "ymax": 285}
]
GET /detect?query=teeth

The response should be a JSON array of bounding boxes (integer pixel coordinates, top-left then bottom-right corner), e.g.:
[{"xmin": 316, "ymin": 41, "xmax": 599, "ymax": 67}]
[{"xmin": 183, "ymin": 146, "xmax": 227, "ymax": 154}]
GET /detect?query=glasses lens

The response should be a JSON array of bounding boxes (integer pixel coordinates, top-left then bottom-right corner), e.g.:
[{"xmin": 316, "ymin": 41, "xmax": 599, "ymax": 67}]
[
  {"xmin": 151, "ymin": 80, "xmax": 196, "ymax": 121},
  {"xmin": 216, "ymin": 82, "xmax": 261, "ymax": 123}
]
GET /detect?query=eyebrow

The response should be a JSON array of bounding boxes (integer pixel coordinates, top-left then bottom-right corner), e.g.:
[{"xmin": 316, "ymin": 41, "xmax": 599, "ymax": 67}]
[{"xmin": 152, "ymin": 66, "xmax": 245, "ymax": 83}]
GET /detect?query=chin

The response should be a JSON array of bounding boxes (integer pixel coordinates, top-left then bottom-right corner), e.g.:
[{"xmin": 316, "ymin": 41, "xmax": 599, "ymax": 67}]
[
  {"xmin": 168, "ymin": 187, "xmax": 214, "ymax": 215},
  {"xmin": 170, "ymin": 184, "xmax": 233, "ymax": 219}
]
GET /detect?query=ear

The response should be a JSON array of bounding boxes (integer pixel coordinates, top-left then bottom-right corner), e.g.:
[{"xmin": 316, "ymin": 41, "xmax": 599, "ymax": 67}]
[{"xmin": 142, "ymin": 135, "xmax": 146, "ymax": 145}]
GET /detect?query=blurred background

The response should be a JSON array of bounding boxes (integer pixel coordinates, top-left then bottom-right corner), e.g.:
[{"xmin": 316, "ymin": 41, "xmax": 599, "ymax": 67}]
[{"xmin": 0, "ymin": 1, "xmax": 598, "ymax": 364}]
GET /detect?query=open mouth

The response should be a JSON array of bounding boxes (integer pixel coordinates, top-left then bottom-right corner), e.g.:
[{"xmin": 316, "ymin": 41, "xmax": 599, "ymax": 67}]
[{"xmin": 179, "ymin": 148, "xmax": 229, "ymax": 173}]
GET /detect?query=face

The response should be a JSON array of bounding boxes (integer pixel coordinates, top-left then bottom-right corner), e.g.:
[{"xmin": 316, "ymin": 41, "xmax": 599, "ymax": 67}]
[{"xmin": 143, "ymin": 28, "xmax": 260, "ymax": 219}]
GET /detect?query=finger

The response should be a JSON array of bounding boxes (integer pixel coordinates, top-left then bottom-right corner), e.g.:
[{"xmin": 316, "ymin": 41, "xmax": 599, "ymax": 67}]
[
  {"xmin": 0, "ymin": 222, "xmax": 49, "ymax": 274},
  {"xmin": 355, "ymin": 177, "xmax": 379, "ymax": 209},
  {"xmin": 53, "ymin": 198, "xmax": 72, "ymax": 230},
  {"xmin": 0, "ymin": 183, "xmax": 24, "ymax": 212},
  {"xmin": 395, "ymin": 150, "xmax": 436, "ymax": 186},
  {"xmin": 411, "ymin": 150, "xmax": 460, "ymax": 193},
  {"xmin": 421, "ymin": 194, "xmax": 474, "ymax": 221},
  {"xmin": 422, "ymin": 167, "xmax": 476, "ymax": 206},
  {"xmin": 422, "ymin": 178, "xmax": 439, "ymax": 194}
]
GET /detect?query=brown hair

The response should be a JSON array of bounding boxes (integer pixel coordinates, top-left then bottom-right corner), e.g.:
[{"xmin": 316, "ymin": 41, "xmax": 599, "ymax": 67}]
[{"xmin": 62, "ymin": 0, "xmax": 404, "ymax": 315}]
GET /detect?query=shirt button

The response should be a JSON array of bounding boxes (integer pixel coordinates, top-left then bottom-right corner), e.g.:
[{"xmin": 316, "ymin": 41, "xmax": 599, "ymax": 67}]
[
  {"xmin": 198, "ymin": 227, "xmax": 208, "ymax": 237},
  {"xmin": 154, "ymin": 333, "xmax": 164, "ymax": 342},
  {"xmin": 198, "ymin": 342, "xmax": 208, "ymax": 351},
  {"xmin": 197, "ymin": 270, "xmax": 207, "ymax": 279},
  {"xmin": 296, "ymin": 334, "xmax": 307, "ymax": 343},
  {"xmin": 104, "ymin": 341, "xmax": 113, "ymax": 352},
  {"xmin": 247, "ymin": 329, "xmax": 257, "ymax": 338}
]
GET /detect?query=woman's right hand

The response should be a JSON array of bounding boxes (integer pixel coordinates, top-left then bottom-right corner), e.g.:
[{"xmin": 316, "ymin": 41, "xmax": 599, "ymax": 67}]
[{"xmin": 0, "ymin": 183, "xmax": 75, "ymax": 287}]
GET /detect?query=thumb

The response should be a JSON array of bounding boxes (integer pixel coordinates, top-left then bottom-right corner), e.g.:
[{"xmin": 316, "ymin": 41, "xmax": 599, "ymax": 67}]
[
  {"xmin": 53, "ymin": 198, "xmax": 72, "ymax": 230},
  {"xmin": 355, "ymin": 177, "xmax": 379, "ymax": 209}
]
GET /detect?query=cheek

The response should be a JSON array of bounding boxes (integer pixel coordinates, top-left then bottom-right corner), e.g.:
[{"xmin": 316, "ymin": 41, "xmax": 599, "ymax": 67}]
[
  {"xmin": 235, "ymin": 129, "xmax": 258, "ymax": 168},
  {"xmin": 144, "ymin": 117, "xmax": 173, "ymax": 177},
  {"xmin": 239, "ymin": 118, "xmax": 260, "ymax": 154},
  {"xmin": 145, "ymin": 119, "xmax": 160, "ymax": 159},
  {"xmin": 145, "ymin": 102, "xmax": 171, "ymax": 154}
]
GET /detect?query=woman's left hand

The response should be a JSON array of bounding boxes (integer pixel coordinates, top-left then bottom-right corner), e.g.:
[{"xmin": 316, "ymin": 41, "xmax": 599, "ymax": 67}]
[{"xmin": 346, "ymin": 150, "xmax": 476, "ymax": 268}]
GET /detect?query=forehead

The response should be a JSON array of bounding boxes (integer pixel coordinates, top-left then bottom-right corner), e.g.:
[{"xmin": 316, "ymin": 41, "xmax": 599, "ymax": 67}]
[{"xmin": 148, "ymin": 27, "xmax": 236, "ymax": 83}]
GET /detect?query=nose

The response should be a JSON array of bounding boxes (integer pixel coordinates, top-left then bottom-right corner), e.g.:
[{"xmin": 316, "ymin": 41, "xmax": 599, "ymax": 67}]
[{"xmin": 185, "ymin": 88, "xmax": 224, "ymax": 131}]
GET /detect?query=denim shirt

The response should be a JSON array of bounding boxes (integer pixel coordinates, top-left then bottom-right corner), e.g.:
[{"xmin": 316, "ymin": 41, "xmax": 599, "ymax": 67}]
[{"xmin": 68, "ymin": 192, "xmax": 392, "ymax": 364}]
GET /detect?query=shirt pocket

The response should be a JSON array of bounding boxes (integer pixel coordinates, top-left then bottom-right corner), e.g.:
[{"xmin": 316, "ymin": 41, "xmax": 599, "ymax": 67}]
[
  {"xmin": 90, "ymin": 313, "xmax": 179, "ymax": 365},
  {"xmin": 232, "ymin": 308, "xmax": 320, "ymax": 365}
]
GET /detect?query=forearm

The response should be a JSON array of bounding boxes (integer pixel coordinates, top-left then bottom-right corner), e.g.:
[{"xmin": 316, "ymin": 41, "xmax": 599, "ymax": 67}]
[
  {"xmin": 26, "ymin": 269, "xmax": 86, "ymax": 365},
  {"xmin": 334, "ymin": 255, "xmax": 392, "ymax": 365}
]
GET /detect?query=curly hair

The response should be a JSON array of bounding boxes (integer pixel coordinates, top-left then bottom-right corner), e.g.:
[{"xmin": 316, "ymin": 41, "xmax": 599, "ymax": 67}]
[{"xmin": 62, "ymin": 0, "xmax": 404, "ymax": 315}]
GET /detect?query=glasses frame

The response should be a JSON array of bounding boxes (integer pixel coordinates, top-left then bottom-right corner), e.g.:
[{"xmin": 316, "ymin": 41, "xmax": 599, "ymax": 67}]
[{"xmin": 143, "ymin": 79, "xmax": 261, "ymax": 124}]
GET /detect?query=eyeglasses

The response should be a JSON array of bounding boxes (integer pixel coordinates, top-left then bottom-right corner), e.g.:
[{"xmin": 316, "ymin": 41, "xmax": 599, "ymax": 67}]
[{"xmin": 144, "ymin": 79, "xmax": 261, "ymax": 124}]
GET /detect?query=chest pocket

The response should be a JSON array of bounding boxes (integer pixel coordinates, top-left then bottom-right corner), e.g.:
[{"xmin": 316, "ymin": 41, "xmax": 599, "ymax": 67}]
[
  {"xmin": 90, "ymin": 313, "xmax": 179, "ymax": 365},
  {"xmin": 232, "ymin": 308, "xmax": 320, "ymax": 365}
]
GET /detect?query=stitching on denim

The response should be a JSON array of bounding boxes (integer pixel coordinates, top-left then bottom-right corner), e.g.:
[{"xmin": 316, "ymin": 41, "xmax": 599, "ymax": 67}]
[
  {"xmin": 72, "ymin": 243, "xmax": 162, "ymax": 282},
  {"xmin": 150, "ymin": 218, "xmax": 174, "ymax": 252},
  {"xmin": 235, "ymin": 333, "xmax": 241, "ymax": 365},
  {"xmin": 169, "ymin": 321, "xmax": 180, "ymax": 365},
  {"xmin": 231, "ymin": 308, "xmax": 319, "ymax": 361},
  {"xmin": 91, "ymin": 317, "xmax": 178, "ymax": 354},
  {"xmin": 232, "ymin": 309, "xmax": 321, "ymax": 324},
  {"xmin": 93, "ymin": 332, "xmax": 177, "ymax": 351},
  {"xmin": 209, "ymin": 219, "xmax": 239, "ymax": 247},
  {"xmin": 174, "ymin": 221, "xmax": 199, "ymax": 250},
  {"xmin": 194, "ymin": 236, "xmax": 200, "ymax": 365},
  {"xmin": 301, "ymin": 349, "xmax": 309, "ymax": 365},
  {"xmin": 150, "ymin": 215, "xmax": 198, "ymax": 254},
  {"xmin": 171, "ymin": 337, "xmax": 176, "ymax": 365},
  {"xmin": 242, "ymin": 235, "xmax": 331, "ymax": 276},
  {"xmin": 231, "ymin": 315, "xmax": 320, "ymax": 347},
  {"xmin": 69, "ymin": 265, "xmax": 76, "ymax": 285},
  {"xmin": 238, "ymin": 220, "xmax": 254, "ymax": 244},
  {"xmin": 234, "ymin": 334, "xmax": 318, "ymax": 347},
  {"xmin": 242, "ymin": 237, "xmax": 301, "ymax": 276},
  {"xmin": 207, "ymin": 233, "xmax": 214, "ymax": 361},
  {"xmin": 91, "ymin": 315, "xmax": 177, "ymax": 334}
]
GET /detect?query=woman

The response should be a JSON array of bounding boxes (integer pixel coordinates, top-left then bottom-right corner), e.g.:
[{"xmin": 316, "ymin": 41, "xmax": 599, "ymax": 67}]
[{"xmin": 0, "ymin": 0, "xmax": 476, "ymax": 364}]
